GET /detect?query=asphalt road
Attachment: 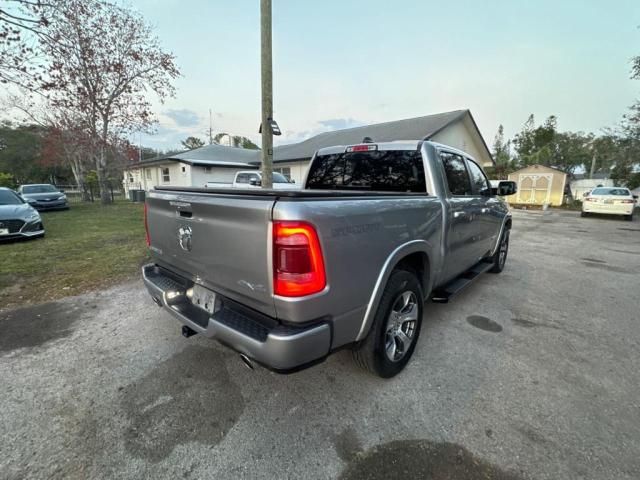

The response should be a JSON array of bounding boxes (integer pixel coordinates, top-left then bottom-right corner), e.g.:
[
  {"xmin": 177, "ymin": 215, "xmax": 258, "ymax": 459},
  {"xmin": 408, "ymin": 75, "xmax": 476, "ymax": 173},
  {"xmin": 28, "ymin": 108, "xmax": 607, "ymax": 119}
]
[{"xmin": 1, "ymin": 209, "xmax": 639, "ymax": 480}]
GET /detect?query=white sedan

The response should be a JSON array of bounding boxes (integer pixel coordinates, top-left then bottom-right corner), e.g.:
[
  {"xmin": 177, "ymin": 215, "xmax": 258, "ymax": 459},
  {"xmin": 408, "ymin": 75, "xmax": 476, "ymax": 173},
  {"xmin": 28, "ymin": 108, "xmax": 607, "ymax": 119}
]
[{"xmin": 581, "ymin": 187, "xmax": 636, "ymax": 221}]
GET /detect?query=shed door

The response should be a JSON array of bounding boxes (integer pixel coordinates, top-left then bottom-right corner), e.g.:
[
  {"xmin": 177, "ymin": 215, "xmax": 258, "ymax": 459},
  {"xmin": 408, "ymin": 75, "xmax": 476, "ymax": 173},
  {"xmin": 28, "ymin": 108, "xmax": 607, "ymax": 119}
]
[{"xmin": 517, "ymin": 173, "xmax": 552, "ymax": 204}]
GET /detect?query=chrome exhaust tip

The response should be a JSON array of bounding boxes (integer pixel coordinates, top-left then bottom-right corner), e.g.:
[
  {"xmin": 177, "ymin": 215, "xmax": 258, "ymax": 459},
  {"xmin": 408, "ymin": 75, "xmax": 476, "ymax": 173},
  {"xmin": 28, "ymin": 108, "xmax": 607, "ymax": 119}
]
[{"xmin": 239, "ymin": 354, "xmax": 254, "ymax": 370}]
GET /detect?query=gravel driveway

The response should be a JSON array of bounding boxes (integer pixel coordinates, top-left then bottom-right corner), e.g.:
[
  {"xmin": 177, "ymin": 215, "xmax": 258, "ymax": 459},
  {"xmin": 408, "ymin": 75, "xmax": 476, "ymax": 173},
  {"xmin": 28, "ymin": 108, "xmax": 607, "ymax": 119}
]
[{"xmin": 1, "ymin": 209, "xmax": 639, "ymax": 479}]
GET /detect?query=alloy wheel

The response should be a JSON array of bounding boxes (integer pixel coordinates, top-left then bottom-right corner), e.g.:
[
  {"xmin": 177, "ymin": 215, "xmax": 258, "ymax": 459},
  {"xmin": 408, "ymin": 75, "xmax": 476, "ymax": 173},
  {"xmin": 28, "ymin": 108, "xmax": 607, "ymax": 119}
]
[{"xmin": 384, "ymin": 291, "xmax": 418, "ymax": 362}]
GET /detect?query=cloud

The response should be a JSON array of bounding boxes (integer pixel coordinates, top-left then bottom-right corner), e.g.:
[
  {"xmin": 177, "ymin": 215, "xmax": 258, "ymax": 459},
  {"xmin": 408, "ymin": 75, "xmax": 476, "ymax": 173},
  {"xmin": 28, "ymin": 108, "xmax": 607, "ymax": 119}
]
[
  {"xmin": 132, "ymin": 125, "xmax": 189, "ymax": 151},
  {"xmin": 317, "ymin": 118, "xmax": 366, "ymax": 131},
  {"xmin": 163, "ymin": 108, "xmax": 201, "ymax": 127},
  {"xmin": 275, "ymin": 118, "xmax": 367, "ymax": 146}
]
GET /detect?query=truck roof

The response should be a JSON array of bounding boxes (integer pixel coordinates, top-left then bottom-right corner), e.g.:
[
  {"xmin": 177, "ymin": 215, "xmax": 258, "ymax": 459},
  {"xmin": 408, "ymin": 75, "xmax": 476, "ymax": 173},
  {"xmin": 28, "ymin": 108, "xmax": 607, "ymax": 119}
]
[{"xmin": 315, "ymin": 140, "xmax": 478, "ymax": 164}]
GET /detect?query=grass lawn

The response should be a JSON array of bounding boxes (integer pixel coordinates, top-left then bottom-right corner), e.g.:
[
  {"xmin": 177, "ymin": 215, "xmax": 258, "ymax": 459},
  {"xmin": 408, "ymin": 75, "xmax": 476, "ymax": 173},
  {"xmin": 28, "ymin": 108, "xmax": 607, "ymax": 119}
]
[{"xmin": 0, "ymin": 201, "xmax": 149, "ymax": 309}]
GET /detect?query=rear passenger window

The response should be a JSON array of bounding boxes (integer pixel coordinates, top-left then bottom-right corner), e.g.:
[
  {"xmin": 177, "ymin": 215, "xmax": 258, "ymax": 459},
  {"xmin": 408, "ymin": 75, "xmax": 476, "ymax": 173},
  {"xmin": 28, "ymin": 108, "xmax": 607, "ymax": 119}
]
[
  {"xmin": 236, "ymin": 174, "xmax": 249, "ymax": 184},
  {"xmin": 440, "ymin": 151, "xmax": 471, "ymax": 195},
  {"xmin": 466, "ymin": 159, "xmax": 491, "ymax": 196}
]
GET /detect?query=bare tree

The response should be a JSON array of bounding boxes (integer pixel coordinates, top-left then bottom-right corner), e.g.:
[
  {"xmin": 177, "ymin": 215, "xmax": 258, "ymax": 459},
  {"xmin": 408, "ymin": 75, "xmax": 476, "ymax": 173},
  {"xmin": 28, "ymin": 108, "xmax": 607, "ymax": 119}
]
[
  {"xmin": 0, "ymin": 0, "xmax": 54, "ymax": 88},
  {"xmin": 39, "ymin": 0, "xmax": 179, "ymax": 203}
]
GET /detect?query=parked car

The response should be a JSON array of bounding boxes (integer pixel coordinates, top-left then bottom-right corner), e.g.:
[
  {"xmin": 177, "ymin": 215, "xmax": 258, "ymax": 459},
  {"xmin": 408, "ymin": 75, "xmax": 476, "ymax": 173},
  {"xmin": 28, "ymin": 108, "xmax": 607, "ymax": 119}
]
[
  {"xmin": 581, "ymin": 187, "xmax": 636, "ymax": 221},
  {"xmin": 205, "ymin": 171, "xmax": 301, "ymax": 190},
  {"xmin": 17, "ymin": 184, "xmax": 69, "ymax": 211},
  {"xmin": 142, "ymin": 140, "xmax": 517, "ymax": 377},
  {"xmin": 0, "ymin": 187, "xmax": 45, "ymax": 240}
]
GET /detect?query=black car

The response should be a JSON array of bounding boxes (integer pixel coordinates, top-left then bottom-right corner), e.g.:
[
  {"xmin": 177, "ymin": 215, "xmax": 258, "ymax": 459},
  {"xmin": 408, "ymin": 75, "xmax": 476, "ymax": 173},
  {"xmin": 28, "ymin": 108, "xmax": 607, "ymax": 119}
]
[{"xmin": 17, "ymin": 184, "xmax": 69, "ymax": 211}]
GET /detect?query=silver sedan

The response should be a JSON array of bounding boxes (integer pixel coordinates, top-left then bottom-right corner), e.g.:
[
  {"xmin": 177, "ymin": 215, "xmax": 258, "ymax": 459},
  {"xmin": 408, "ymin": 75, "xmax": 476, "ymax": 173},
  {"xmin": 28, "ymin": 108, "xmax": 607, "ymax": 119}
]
[{"xmin": 0, "ymin": 187, "xmax": 45, "ymax": 240}]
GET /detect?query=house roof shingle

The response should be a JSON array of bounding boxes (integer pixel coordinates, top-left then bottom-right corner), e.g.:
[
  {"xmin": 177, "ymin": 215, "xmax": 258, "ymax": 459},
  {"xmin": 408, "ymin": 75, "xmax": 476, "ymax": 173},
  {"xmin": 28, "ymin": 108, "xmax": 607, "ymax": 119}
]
[{"xmin": 171, "ymin": 143, "xmax": 260, "ymax": 167}]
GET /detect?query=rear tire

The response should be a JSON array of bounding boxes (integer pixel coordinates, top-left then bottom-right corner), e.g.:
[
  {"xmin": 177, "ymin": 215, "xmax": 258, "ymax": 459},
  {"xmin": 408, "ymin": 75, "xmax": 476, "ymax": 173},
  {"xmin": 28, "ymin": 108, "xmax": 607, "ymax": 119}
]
[
  {"xmin": 581, "ymin": 211, "xmax": 588, "ymax": 217},
  {"xmin": 489, "ymin": 228, "xmax": 510, "ymax": 273},
  {"xmin": 352, "ymin": 270, "xmax": 423, "ymax": 378},
  {"xmin": 625, "ymin": 214, "xmax": 633, "ymax": 222}
]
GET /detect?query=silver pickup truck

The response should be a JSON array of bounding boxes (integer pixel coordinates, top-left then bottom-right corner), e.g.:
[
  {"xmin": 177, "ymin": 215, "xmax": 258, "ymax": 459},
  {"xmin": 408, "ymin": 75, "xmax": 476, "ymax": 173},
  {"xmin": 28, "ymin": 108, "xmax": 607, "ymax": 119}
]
[{"xmin": 142, "ymin": 140, "xmax": 517, "ymax": 377}]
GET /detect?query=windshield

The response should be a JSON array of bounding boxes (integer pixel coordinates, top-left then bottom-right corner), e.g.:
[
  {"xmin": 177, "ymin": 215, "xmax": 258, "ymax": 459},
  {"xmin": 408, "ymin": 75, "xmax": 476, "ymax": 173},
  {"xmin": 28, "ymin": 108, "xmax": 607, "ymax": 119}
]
[
  {"xmin": 0, "ymin": 190, "xmax": 24, "ymax": 205},
  {"xmin": 306, "ymin": 149, "xmax": 426, "ymax": 192},
  {"xmin": 590, "ymin": 187, "xmax": 630, "ymax": 196},
  {"xmin": 22, "ymin": 185, "xmax": 59, "ymax": 194},
  {"xmin": 272, "ymin": 172, "xmax": 289, "ymax": 183}
]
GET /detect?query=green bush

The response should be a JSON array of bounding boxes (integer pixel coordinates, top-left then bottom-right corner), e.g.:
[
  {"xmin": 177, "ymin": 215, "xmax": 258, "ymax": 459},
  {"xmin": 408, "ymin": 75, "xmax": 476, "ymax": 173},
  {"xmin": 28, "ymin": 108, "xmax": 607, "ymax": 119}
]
[{"xmin": 0, "ymin": 172, "xmax": 16, "ymax": 189}]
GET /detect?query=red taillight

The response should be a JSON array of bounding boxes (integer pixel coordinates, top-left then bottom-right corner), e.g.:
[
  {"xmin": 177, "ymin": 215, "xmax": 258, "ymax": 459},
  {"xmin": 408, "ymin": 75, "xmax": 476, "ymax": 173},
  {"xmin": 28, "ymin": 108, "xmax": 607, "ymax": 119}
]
[
  {"xmin": 621, "ymin": 199, "xmax": 634, "ymax": 204},
  {"xmin": 273, "ymin": 221, "xmax": 326, "ymax": 297},
  {"xmin": 144, "ymin": 202, "xmax": 150, "ymax": 247}
]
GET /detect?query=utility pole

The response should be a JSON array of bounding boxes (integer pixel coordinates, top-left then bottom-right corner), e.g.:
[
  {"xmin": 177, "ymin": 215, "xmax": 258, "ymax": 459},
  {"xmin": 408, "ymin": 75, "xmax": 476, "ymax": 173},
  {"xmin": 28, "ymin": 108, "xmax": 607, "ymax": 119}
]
[
  {"xmin": 208, "ymin": 109, "xmax": 213, "ymax": 145},
  {"xmin": 589, "ymin": 152, "xmax": 597, "ymax": 180},
  {"xmin": 260, "ymin": 0, "xmax": 273, "ymax": 188}
]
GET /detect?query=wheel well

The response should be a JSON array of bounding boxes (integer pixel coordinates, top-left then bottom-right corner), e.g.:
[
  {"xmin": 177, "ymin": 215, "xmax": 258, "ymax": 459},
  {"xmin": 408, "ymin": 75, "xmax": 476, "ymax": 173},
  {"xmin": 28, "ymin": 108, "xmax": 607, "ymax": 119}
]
[
  {"xmin": 505, "ymin": 218, "xmax": 512, "ymax": 230},
  {"xmin": 395, "ymin": 252, "xmax": 430, "ymax": 294}
]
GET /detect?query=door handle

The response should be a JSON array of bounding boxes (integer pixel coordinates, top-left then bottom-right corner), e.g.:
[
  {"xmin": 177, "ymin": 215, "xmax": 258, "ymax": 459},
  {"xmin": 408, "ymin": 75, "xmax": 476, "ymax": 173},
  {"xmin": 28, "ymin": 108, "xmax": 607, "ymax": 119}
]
[{"xmin": 453, "ymin": 211, "xmax": 466, "ymax": 218}]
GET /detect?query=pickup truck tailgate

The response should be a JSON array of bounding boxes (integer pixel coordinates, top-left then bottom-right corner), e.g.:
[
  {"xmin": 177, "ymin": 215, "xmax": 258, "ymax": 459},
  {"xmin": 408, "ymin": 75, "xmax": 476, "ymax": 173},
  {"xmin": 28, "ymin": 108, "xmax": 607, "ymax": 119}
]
[{"xmin": 146, "ymin": 190, "xmax": 276, "ymax": 318}]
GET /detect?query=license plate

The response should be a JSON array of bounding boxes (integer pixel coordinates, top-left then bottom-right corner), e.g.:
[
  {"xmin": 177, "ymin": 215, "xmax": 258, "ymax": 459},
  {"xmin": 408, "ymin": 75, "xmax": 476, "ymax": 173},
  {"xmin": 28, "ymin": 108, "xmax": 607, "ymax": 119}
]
[
  {"xmin": 0, "ymin": 228, "xmax": 9, "ymax": 236},
  {"xmin": 604, "ymin": 199, "xmax": 614, "ymax": 204},
  {"xmin": 190, "ymin": 284, "xmax": 217, "ymax": 315}
]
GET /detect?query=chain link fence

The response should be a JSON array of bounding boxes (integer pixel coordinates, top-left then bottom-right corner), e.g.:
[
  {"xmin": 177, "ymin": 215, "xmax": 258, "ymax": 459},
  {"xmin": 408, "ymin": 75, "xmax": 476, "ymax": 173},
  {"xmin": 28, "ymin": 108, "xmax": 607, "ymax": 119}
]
[{"xmin": 55, "ymin": 181, "xmax": 126, "ymax": 204}]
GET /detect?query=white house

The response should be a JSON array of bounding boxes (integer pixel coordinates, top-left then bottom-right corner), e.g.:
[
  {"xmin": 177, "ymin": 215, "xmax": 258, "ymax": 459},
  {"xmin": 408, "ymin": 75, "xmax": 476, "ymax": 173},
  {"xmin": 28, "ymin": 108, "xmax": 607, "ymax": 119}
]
[
  {"xmin": 124, "ymin": 109, "xmax": 494, "ymax": 192},
  {"xmin": 123, "ymin": 143, "xmax": 260, "ymax": 194}
]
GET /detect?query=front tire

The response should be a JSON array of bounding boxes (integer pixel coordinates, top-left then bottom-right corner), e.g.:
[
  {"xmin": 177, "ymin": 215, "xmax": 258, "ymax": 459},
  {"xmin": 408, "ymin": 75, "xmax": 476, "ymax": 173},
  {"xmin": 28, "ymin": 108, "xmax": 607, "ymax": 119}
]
[
  {"xmin": 581, "ymin": 211, "xmax": 588, "ymax": 217},
  {"xmin": 352, "ymin": 270, "xmax": 423, "ymax": 378}
]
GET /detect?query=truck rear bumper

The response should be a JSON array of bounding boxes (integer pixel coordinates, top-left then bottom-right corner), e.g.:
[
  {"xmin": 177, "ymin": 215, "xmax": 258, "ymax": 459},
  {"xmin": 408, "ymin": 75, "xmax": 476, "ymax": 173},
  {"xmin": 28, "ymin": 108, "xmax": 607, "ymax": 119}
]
[{"xmin": 142, "ymin": 264, "xmax": 331, "ymax": 371}]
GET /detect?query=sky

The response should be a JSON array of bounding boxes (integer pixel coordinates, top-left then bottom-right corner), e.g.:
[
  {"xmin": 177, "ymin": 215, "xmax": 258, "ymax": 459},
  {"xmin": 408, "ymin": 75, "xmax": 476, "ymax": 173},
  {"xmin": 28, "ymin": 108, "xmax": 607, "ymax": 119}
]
[{"xmin": 127, "ymin": 0, "xmax": 640, "ymax": 151}]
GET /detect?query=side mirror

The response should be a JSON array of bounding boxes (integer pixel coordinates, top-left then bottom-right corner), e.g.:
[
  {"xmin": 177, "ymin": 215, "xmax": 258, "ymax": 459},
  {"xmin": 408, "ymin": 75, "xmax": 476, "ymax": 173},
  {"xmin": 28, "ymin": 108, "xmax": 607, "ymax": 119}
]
[
  {"xmin": 633, "ymin": 195, "xmax": 638, "ymax": 200},
  {"xmin": 249, "ymin": 179, "xmax": 262, "ymax": 187},
  {"xmin": 58, "ymin": 188, "xmax": 65, "ymax": 193},
  {"xmin": 290, "ymin": 179, "xmax": 295, "ymax": 184},
  {"xmin": 492, "ymin": 181, "xmax": 517, "ymax": 196}
]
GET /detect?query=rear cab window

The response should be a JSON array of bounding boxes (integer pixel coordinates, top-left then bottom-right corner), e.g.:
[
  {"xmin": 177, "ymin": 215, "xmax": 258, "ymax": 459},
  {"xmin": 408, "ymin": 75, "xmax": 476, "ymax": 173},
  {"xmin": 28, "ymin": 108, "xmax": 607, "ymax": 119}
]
[
  {"xmin": 306, "ymin": 149, "xmax": 427, "ymax": 193},
  {"xmin": 591, "ymin": 188, "xmax": 630, "ymax": 196},
  {"xmin": 236, "ymin": 173, "xmax": 250, "ymax": 184}
]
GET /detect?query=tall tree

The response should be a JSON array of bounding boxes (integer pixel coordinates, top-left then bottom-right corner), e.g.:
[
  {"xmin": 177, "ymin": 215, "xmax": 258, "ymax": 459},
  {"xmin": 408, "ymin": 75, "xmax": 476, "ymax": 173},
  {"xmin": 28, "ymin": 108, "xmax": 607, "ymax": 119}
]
[
  {"xmin": 553, "ymin": 131, "xmax": 591, "ymax": 174},
  {"xmin": 0, "ymin": 0, "xmax": 54, "ymax": 88},
  {"xmin": 612, "ymin": 37, "xmax": 640, "ymax": 186},
  {"xmin": 489, "ymin": 124, "xmax": 513, "ymax": 179},
  {"xmin": 513, "ymin": 115, "xmax": 561, "ymax": 168},
  {"xmin": 181, "ymin": 136, "xmax": 205, "ymax": 150},
  {"xmin": 40, "ymin": 0, "xmax": 180, "ymax": 203},
  {"xmin": 513, "ymin": 114, "xmax": 536, "ymax": 163}
]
